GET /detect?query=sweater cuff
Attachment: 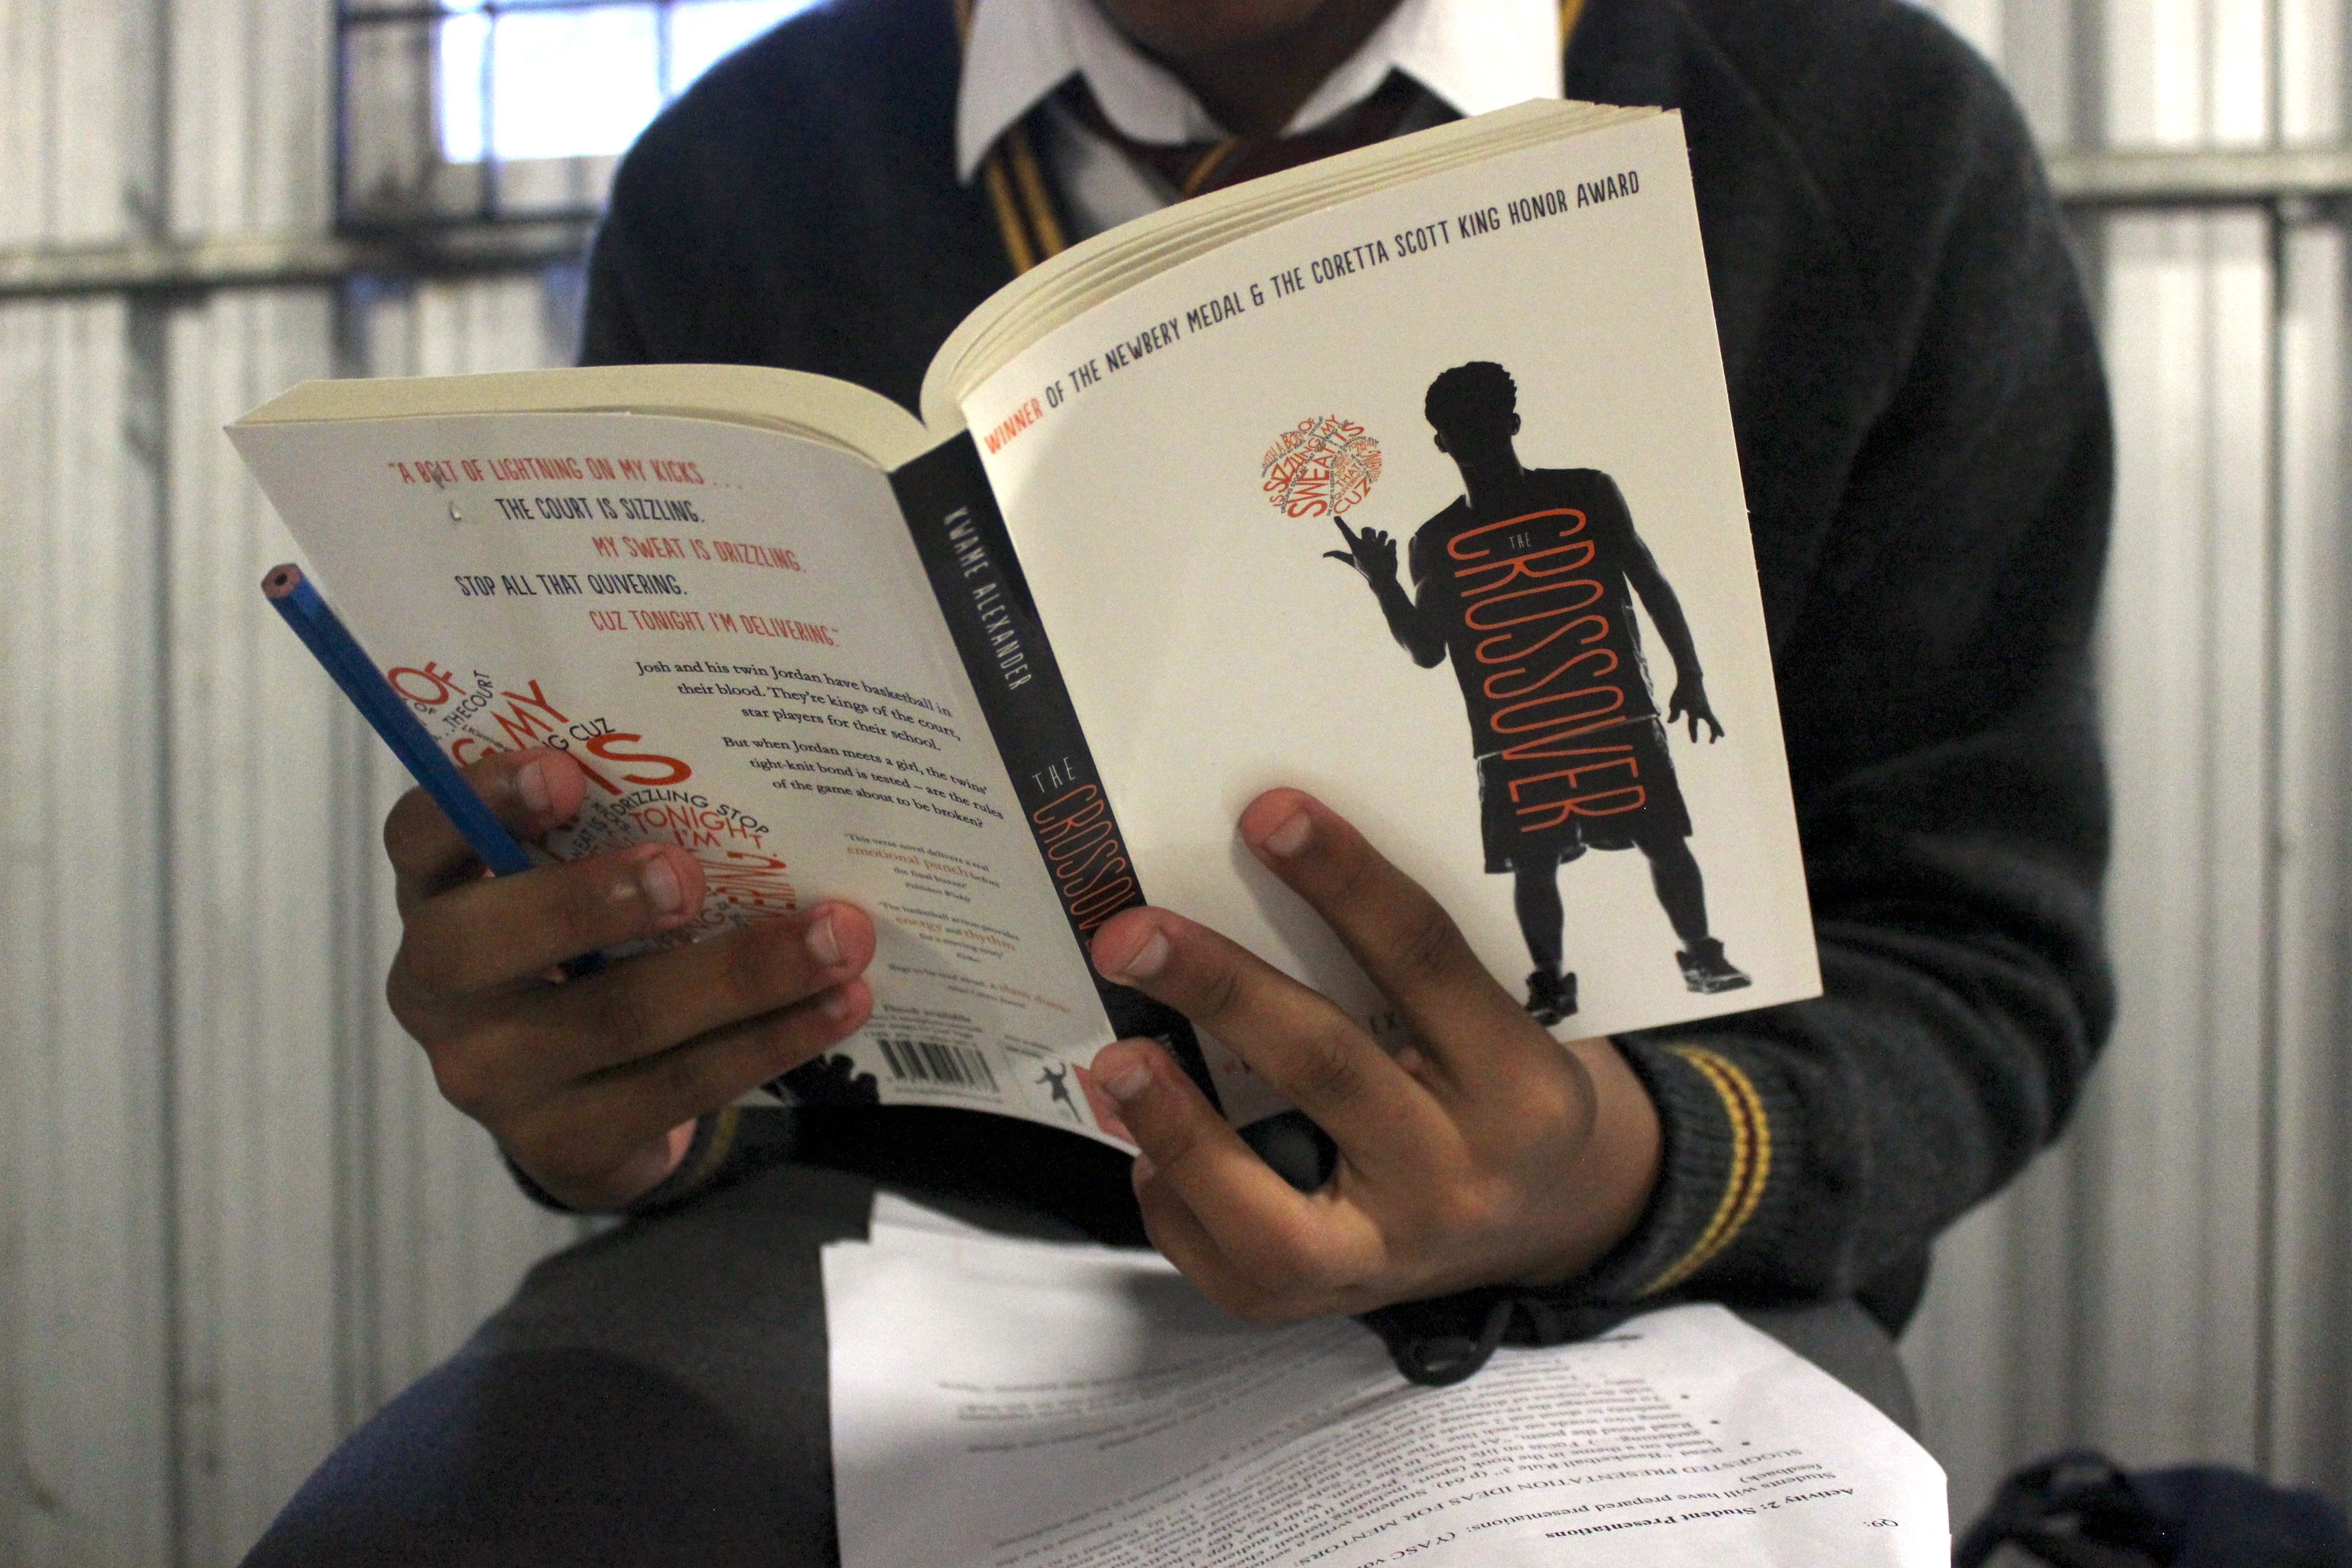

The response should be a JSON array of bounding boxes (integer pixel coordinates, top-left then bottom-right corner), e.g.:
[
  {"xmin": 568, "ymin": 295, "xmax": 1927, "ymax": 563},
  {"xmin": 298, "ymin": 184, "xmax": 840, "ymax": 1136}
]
[
  {"xmin": 500, "ymin": 1105, "xmax": 749, "ymax": 1216},
  {"xmin": 1572, "ymin": 1033, "xmax": 1787, "ymax": 1302},
  {"xmin": 1357, "ymin": 1031, "xmax": 1793, "ymax": 1383}
]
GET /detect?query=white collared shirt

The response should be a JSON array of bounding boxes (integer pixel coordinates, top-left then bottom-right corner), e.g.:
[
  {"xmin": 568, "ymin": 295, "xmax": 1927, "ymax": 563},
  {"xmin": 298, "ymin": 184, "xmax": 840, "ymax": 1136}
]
[{"xmin": 956, "ymin": 0, "xmax": 1563, "ymax": 239}]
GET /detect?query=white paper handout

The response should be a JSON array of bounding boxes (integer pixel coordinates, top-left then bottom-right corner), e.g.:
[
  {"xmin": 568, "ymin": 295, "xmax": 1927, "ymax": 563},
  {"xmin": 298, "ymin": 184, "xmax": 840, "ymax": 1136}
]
[{"xmin": 826, "ymin": 1207, "xmax": 1946, "ymax": 1567}]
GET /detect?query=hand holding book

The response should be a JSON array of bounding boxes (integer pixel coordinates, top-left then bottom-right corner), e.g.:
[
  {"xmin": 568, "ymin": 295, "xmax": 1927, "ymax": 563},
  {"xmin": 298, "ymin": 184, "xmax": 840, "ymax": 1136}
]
[
  {"xmin": 235, "ymin": 99, "xmax": 1814, "ymax": 1215},
  {"xmin": 382, "ymin": 744, "xmax": 878, "ymax": 1210},
  {"xmin": 383, "ymin": 746, "xmax": 1665, "ymax": 1303},
  {"xmin": 1083, "ymin": 787, "xmax": 1663, "ymax": 1323}
]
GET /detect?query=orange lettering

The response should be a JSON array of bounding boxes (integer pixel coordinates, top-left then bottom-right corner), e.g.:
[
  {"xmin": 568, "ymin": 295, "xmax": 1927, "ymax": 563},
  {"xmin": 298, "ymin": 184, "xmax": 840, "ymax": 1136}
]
[
  {"xmin": 1453, "ymin": 537, "xmax": 1595, "ymax": 597},
  {"xmin": 703, "ymin": 849, "xmax": 795, "ymax": 913},
  {"xmin": 1506, "ymin": 751, "xmax": 1638, "ymax": 803},
  {"xmin": 1031, "ymin": 785, "xmax": 1141, "ymax": 930},
  {"xmin": 1461, "ymin": 578, "xmax": 1605, "ymax": 631},
  {"xmin": 1491, "ymin": 684, "xmax": 1624, "ymax": 735},
  {"xmin": 388, "ymin": 662, "xmax": 461, "ymax": 705},
  {"xmin": 583, "ymin": 732, "xmax": 692, "ymax": 786},
  {"xmin": 492, "ymin": 680, "xmax": 571, "ymax": 748},
  {"xmin": 1514, "ymin": 786, "xmax": 1646, "ymax": 830},
  {"xmin": 1445, "ymin": 507, "xmax": 1586, "ymax": 562},
  {"xmin": 1473, "ymin": 612, "xmax": 1609, "ymax": 667},
  {"xmin": 1482, "ymin": 647, "xmax": 1619, "ymax": 702}
]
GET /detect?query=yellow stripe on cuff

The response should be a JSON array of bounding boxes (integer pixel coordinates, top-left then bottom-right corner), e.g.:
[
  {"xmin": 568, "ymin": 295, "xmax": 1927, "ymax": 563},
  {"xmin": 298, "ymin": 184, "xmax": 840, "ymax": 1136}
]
[{"xmin": 1637, "ymin": 1045, "xmax": 1773, "ymax": 1296}]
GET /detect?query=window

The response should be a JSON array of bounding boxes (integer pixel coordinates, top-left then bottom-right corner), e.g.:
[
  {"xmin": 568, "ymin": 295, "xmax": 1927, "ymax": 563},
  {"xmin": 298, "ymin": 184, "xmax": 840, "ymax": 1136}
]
[{"xmin": 337, "ymin": 0, "xmax": 815, "ymax": 231}]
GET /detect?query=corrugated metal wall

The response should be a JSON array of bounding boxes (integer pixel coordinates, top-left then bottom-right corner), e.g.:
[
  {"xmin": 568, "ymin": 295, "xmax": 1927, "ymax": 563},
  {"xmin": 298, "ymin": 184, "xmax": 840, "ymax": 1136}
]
[
  {"xmin": 1902, "ymin": 0, "xmax": 2352, "ymax": 1519},
  {"xmin": 2, "ymin": 0, "xmax": 2347, "ymax": 1560},
  {"xmin": 0, "ymin": 2, "xmax": 589, "ymax": 1563}
]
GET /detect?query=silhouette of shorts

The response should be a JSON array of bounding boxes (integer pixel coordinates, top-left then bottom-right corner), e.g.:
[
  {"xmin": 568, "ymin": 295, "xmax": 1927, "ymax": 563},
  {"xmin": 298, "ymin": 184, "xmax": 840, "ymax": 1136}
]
[{"xmin": 1475, "ymin": 716, "xmax": 1690, "ymax": 871}]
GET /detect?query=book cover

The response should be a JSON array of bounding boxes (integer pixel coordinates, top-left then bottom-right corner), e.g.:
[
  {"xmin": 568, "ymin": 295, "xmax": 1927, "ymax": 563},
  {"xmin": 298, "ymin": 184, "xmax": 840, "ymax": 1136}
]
[{"xmin": 955, "ymin": 111, "xmax": 1815, "ymax": 1114}]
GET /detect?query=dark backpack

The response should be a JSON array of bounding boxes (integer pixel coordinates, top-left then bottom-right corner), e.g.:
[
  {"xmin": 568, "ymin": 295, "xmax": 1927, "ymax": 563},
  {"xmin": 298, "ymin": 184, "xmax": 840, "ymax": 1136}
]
[{"xmin": 1956, "ymin": 1450, "xmax": 2351, "ymax": 1568}]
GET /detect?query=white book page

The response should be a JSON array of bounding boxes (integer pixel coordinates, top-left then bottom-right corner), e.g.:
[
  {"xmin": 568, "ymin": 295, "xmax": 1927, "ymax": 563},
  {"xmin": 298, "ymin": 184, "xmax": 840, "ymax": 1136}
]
[
  {"xmin": 232, "ymin": 413, "xmax": 1128, "ymax": 1142},
  {"xmin": 958, "ymin": 112, "xmax": 1817, "ymax": 1080},
  {"xmin": 825, "ymin": 1220, "xmax": 1948, "ymax": 1568}
]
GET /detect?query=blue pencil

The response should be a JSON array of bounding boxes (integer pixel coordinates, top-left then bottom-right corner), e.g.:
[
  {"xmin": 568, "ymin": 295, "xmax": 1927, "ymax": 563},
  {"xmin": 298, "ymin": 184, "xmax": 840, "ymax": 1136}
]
[{"xmin": 262, "ymin": 563, "xmax": 604, "ymax": 974}]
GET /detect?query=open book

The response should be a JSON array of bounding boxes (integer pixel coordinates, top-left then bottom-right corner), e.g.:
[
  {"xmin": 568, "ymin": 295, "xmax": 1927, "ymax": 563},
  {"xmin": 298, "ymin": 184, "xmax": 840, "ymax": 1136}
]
[{"xmin": 230, "ymin": 100, "xmax": 1818, "ymax": 1147}]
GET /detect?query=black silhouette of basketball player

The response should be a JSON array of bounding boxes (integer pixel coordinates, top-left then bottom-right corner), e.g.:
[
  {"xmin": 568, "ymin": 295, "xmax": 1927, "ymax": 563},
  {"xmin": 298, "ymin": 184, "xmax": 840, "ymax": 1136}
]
[
  {"xmin": 1325, "ymin": 361, "xmax": 1749, "ymax": 1022},
  {"xmin": 1038, "ymin": 1063, "xmax": 1081, "ymax": 1121}
]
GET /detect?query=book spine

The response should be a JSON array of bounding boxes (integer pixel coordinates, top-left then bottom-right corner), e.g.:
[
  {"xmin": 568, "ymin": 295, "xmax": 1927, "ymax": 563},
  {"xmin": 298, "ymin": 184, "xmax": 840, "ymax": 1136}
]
[{"xmin": 890, "ymin": 431, "xmax": 1217, "ymax": 1107}]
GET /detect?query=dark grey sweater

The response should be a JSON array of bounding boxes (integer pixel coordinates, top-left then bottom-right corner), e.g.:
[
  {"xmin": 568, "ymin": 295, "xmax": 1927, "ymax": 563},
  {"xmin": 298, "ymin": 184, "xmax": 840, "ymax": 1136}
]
[{"xmin": 577, "ymin": 0, "xmax": 2114, "ymax": 1371}]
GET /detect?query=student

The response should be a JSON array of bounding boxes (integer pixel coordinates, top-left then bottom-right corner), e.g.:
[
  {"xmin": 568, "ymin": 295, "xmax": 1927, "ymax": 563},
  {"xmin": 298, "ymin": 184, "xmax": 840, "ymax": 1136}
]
[{"xmin": 246, "ymin": 0, "xmax": 2113, "ymax": 1559}]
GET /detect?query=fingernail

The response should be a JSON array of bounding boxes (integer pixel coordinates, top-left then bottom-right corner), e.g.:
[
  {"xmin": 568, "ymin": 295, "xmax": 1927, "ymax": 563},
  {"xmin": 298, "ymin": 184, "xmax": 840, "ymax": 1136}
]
[
  {"xmin": 638, "ymin": 852, "xmax": 687, "ymax": 916},
  {"xmin": 820, "ymin": 986, "xmax": 853, "ymax": 1021},
  {"xmin": 1101, "ymin": 1053, "xmax": 1152, "ymax": 1104},
  {"xmin": 1107, "ymin": 927, "xmax": 1170, "ymax": 985},
  {"xmin": 515, "ymin": 757, "xmax": 553, "ymax": 817},
  {"xmin": 804, "ymin": 912, "xmax": 841, "ymax": 967},
  {"xmin": 1259, "ymin": 811, "xmax": 1313, "ymax": 858}
]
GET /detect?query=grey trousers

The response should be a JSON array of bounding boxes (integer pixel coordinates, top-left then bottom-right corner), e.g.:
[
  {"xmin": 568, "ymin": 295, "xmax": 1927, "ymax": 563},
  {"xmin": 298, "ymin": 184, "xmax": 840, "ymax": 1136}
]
[{"xmin": 243, "ymin": 1157, "xmax": 1917, "ymax": 1568}]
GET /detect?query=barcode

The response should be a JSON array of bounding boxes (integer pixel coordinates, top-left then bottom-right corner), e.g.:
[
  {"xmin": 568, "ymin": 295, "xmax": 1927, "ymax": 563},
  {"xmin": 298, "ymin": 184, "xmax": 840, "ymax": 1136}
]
[{"xmin": 875, "ymin": 1037, "xmax": 999, "ymax": 1093}]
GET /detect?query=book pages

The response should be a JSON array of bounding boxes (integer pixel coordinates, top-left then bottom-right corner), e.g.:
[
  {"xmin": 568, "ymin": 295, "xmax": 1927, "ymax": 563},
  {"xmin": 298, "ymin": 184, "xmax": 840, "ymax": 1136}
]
[
  {"xmin": 241, "ymin": 362, "xmax": 935, "ymax": 470},
  {"xmin": 960, "ymin": 110, "xmax": 1816, "ymax": 1087},
  {"xmin": 919, "ymin": 101, "xmax": 1656, "ymax": 428},
  {"xmin": 825, "ymin": 1207, "xmax": 1948, "ymax": 1568}
]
